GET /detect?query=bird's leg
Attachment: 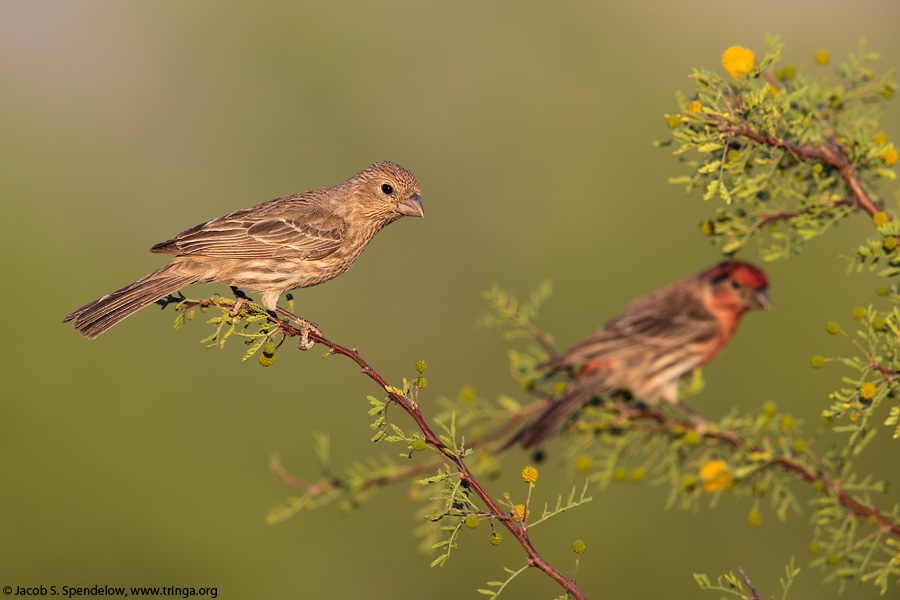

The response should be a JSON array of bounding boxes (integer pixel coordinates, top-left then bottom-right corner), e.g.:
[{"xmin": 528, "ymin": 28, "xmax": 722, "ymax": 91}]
[
  {"xmin": 229, "ymin": 286, "xmax": 253, "ymax": 317},
  {"xmin": 272, "ymin": 306, "xmax": 321, "ymax": 351},
  {"xmin": 673, "ymin": 401, "xmax": 710, "ymax": 433}
]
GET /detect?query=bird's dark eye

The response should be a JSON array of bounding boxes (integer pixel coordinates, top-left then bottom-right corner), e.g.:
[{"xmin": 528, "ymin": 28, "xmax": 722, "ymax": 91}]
[
  {"xmin": 730, "ymin": 279, "xmax": 743, "ymax": 289},
  {"xmin": 381, "ymin": 183, "xmax": 393, "ymax": 195}
]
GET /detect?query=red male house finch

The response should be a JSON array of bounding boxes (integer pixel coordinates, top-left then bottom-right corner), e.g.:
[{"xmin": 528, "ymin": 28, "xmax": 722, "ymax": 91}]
[
  {"xmin": 506, "ymin": 261, "xmax": 770, "ymax": 449},
  {"xmin": 64, "ymin": 161, "xmax": 423, "ymax": 339}
]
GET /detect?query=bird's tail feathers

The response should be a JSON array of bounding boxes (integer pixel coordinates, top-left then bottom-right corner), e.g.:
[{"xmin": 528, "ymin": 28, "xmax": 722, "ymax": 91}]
[
  {"xmin": 63, "ymin": 263, "xmax": 200, "ymax": 339},
  {"xmin": 502, "ymin": 373, "xmax": 612, "ymax": 451}
]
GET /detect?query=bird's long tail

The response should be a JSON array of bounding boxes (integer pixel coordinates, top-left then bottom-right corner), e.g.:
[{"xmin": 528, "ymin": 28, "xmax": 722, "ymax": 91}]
[
  {"xmin": 502, "ymin": 371, "xmax": 613, "ymax": 450},
  {"xmin": 63, "ymin": 262, "xmax": 201, "ymax": 339}
]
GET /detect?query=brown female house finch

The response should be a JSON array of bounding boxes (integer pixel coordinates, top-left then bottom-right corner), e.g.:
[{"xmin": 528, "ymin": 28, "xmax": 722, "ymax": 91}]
[
  {"xmin": 506, "ymin": 261, "xmax": 770, "ymax": 449},
  {"xmin": 64, "ymin": 161, "xmax": 423, "ymax": 339}
]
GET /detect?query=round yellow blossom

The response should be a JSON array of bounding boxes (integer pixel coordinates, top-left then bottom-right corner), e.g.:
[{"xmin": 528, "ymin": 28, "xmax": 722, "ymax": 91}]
[
  {"xmin": 747, "ymin": 509, "xmax": 761, "ymax": 527},
  {"xmin": 490, "ymin": 533, "xmax": 503, "ymax": 546},
  {"xmin": 781, "ymin": 65, "xmax": 796, "ymax": 80},
  {"xmin": 630, "ymin": 467, "xmax": 646, "ymax": 484},
  {"xmin": 808, "ymin": 541, "xmax": 820, "ymax": 554},
  {"xmin": 513, "ymin": 504, "xmax": 529, "ymax": 521},
  {"xmin": 667, "ymin": 114, "xmax": 681, "ymax": 128},
  {"xmin": 684, "ymin": 430, "xmax": 700, "ymax": 446},
  {"xmin": 688, "ymin": 100, "xmax": 702, "ymax": 113},
  {"xmin": 873, "ymin": 317, "xmax": 887, "ymax": 331},
  {"xmin": 885, "ymin": 236, "xmax": 898, "ymax": 251},
  {"xmin": 699, "ymin": 460, "xmax": 733, "ymax": 492},
  {"xmin": 700, "ymin": 218, "xmax": 715, "ymax": 236},
  {"xmin": 876, "ymin": 286, "xmax": 888, "ymax": 296},
  {"xmin": 810, "ymin": 355, "xmax": 825, "ymax": 369},
  {"xmin": 815, "ymin": 50, "xmax": 830, "ymax": 65},
  {"xmin": 826, "ymin": 321, "xmax": 840, "ymax": 335},
  {"xmin": 461, "ymin": 386, "xmax": 476, "ymax": 403},
  {"xmin": 762, "ymin": 401, "xmax": 777, "ymax": 416},
  {"xmin": 575, "ymin": 456, "xmax": 592, "ymax": 472},
  {"xmin": 882, "ymin": 148, "xmax": 899, "ymax": 165},
  {"xmin": 572, "ymin": 540, "xmax": 587, "ymax": 554},
  {"xmin": 859, "ymin": 382, "xmax": 877, "ymax": 400},
  {"xmin": 827, "ymin": 553, "xmax": 841, "ymax": 566},
  {"xmin": 793, "ymin": 440, "xmax": 807, "ymax": 454},
  {"xmin": 781, "ymin": 414, "xmax": 794, "ymax": 431},
  {"xmin": 613, "ymin": 468, "xmax": 627, "ymax": 483},
  {"xmin": 852, "ymin": 307, "xmax": 866, "ymax": 320},
  {"xmin": 722, "ymin": 46, "xmax": 755, "ymax": 78},
  {"xmin": 412, "ymin": 438, "xmax": 427, "ymax": 452},
  {"xmin": 521, "ymin": 466, "xmax": 539, "ymax": 484},
  {"xmin": 465, "ymin": 514, "xmax": 480, "ymax": 529},
  {"xmin": 874, "ymin": 133, "xmax": 889, "ymax": 146}
]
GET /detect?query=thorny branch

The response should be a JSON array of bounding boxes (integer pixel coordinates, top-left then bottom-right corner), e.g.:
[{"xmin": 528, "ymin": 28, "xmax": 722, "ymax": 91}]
[
  {"xmin": 751, "ymin": 198, "xmax": 855, "ymax": 233},
  {"xmin": 273, "ymin": 366, "xmax": 900, "ymax": 542},
  {"xmin": 178, "ymin": 296, "xmax": 589, "ymax": 600},
  {"xmin": 186, "ymin": 293, "xmax": 900, "ymax": 544},
  {"xmin": 619, "ymin": 404, "xmax": 900, "ymax": 539},
  {"xmin": 690, "ymin": 73, "xmax": 889, "ymax": 222},
  {"xmin": 724, "ymin": 124, "xmax": 883, "ymax": 219},
  {"xmin": 737, "ymin": 566, "xmax": 763, "ymax": 600}
]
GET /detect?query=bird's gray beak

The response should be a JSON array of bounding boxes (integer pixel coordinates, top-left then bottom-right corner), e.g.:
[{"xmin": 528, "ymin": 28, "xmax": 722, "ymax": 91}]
[
  {"xmin": 396, "ymin": 193, "xmax": 424, "ymax": 218},
  {"xmin": 753, "ymin": 289, "xmax": 771, "ymax": 311}
]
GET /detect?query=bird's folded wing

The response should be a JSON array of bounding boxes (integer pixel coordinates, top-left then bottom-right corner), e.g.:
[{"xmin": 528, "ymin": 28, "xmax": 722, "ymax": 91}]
[
  {"xmin": 542, "ymin": 301, "xmax": 719, "ymax": 371},
  {"xmin": 151, "ymin": 206, "xmax": 346, "ymax": 260}
]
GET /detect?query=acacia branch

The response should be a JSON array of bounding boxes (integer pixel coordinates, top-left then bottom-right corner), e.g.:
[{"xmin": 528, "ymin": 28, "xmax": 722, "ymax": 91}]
[
  {"xmin": 721, "ymin": 123, "xmax": 883, "ymax": 218},
  {"xmin": 189, "ymin": 298, "xmax": 589, "ymax": 600},
  {"xmin": 737, "ymin": 566, "xmax": 764, "ymax": 600},
  {"xmin": 623, "ymin": 404, "xmax": 900, "ymax": 539},
  {"xmin": 302, "ymin": 328, "xmax": 587, "ymax": 599},
  {"xmin": 751, "ymin": 198, "xmax": 855, "ymax": 233},
  {"xmin": 272, "ymin": 379, "xmax": 899, "ymax": 543},
  {"xmin": 177, "ymin": 295, "xmax": 900, "ymax": 588}
]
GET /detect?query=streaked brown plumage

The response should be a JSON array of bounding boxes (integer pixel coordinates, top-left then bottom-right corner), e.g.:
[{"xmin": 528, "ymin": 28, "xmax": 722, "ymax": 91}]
[
  {"xmin": 505, "ymin": 261, "xmax": 770, "ymax": 450},
  {"xmin": 64, "ymin": 161, "xmax": 423, "ymax": 339}
]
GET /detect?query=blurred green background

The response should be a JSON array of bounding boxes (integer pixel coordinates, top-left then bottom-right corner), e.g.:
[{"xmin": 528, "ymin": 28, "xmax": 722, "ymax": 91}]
[{"xmin": 3, "ymin": 1, "xmax": 899, "ymax": 598}]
